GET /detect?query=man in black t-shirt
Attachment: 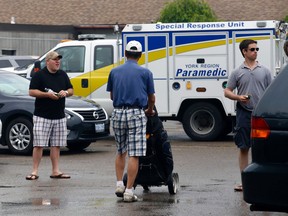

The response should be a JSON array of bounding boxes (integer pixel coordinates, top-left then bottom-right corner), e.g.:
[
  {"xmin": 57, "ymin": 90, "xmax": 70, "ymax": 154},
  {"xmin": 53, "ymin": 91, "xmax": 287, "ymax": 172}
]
[{"xmin": 26, "ymin": 51, "xmax": 73, "ymax": 180}]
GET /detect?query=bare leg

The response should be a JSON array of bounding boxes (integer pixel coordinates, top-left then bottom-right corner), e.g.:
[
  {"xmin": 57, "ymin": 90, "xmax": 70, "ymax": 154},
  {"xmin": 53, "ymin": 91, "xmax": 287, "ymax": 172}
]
[
  {"xmin": 115, "ymin": 152, "xmax": 127, "ymax": 181},
  {"xmin": 234, "ymin": 148, "xmax": 249, "ymax": 191},
  {"xmin": 50, "ymin": 146, "xmax": 60, "ymax": 175},
  {"xmin": 126, "ymin": 156, "xmax": 139, "ymax": 189},
  {"xmin": 31, "ymin": 147, "xmax": 43, "ymax": 175},
  {"xmin": 239, "ymin": 148, "xmax": 249, "ymax": 172}
]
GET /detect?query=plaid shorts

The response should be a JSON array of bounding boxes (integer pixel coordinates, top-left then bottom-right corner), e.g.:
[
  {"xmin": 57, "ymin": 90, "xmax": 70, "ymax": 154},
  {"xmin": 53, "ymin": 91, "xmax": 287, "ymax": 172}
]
[
  {"xmin": 33, "ymin": 116, "xmax": 67, "ymax": 147},
  {"xmin": 111, "ymin": 108, "xmax": 147, "ymax": 156}
]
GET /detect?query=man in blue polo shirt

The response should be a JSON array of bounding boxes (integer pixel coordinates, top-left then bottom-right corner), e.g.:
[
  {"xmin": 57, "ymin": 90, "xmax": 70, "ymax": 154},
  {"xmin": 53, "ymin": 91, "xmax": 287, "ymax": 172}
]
[{"xmin": 107, "ymin": 40, "xmax": 155, "ymax": 202}]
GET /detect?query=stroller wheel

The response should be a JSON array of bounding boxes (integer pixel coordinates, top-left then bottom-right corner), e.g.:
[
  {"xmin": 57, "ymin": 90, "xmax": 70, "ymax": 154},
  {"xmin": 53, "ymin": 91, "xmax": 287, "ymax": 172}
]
[
  {"xmin": 168, "ymin": 173, "xmax": 179, "ymax": 195},
  {"xmin": 142, "ymin": 185, "xmax": 149, "ymax": 191}
]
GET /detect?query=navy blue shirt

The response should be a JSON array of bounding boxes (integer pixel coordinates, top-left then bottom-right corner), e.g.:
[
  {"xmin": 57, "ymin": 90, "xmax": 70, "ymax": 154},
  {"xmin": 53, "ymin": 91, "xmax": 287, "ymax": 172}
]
[{"xmin": 106, "ymin": 60, "xmax": 155, "ymax": 108}]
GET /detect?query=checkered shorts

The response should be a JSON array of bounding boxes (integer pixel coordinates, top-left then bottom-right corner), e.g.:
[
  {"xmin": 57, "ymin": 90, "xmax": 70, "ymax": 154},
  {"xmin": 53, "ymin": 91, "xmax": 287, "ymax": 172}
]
[
  {"xmin": 111, "ymin": 108, "xmax": 147, "ymax": 156},
  {"xmin": 33, "ymin": 116, "xmax": 67, "ymax": 147}
]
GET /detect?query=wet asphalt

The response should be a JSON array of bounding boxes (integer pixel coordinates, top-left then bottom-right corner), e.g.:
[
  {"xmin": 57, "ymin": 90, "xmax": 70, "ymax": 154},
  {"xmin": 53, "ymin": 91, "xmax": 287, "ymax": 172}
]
[{"xmin": 0, "ymin": 121, "xmax": 286, "ymax": 216}]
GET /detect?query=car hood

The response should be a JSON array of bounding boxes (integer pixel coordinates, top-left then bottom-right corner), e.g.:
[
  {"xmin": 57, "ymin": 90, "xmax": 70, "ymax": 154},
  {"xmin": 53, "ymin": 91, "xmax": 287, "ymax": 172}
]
[
  {"xmin": 66, "ymin": 96, "xmax": 101, "ymax": 109},
  {"xmin": 9, "ymin": 95, "xmax": 102, "ymax": 109}
]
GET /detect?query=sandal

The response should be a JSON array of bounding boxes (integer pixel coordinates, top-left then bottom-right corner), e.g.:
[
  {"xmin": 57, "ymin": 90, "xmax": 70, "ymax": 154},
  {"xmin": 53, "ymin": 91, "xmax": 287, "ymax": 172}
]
[
  {"xmin": 26, "ymin": 174, "xmax": 39, "ymax": 180},
  {"xmin": 234, "ymin": 184, "xmax": 243, "ymax": 192},
  {"xmin": 50, "ymin": 173, "xmax": 70, "ymax": 179}
]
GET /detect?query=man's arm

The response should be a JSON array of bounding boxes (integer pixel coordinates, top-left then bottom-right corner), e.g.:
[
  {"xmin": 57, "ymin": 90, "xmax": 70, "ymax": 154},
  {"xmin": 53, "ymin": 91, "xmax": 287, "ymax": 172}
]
[
  {"xmin": 29, "ymin": 89, "xmax": 58, "ymax": 100},
  {"xmin": 57, "ymin": 88, "xmax": 73, "ymax": 97},
  {"xmin": 145, "ymin": 93, "xmax": 155, "ymax": 116},
  {"xmin": 224, "ymin": 87, "xmax": 249, "ymax": 102},
  {"xmin": 64, "ymin": 88, "xmax": 73, "ymax": 97}
]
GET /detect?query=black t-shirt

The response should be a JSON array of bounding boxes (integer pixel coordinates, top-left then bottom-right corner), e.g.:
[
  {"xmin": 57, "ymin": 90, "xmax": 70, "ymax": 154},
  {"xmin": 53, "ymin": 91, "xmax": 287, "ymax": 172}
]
[{"xmin": 29, "ymin": 67, "xmax": 73, "ymax": 119}]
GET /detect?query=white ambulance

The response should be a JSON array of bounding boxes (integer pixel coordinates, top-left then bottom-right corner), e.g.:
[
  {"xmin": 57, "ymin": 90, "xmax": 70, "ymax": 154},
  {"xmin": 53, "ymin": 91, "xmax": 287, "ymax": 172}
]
[{"xmin": 24, "ymin": 20, "xmax": 288, "ymax": 141}]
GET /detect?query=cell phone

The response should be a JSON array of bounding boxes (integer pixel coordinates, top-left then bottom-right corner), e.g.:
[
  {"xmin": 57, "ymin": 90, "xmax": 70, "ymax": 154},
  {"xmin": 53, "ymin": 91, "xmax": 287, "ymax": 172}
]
[{"xmin": 245, "ymin": 95, "xmax": 251, "ymax": 99}]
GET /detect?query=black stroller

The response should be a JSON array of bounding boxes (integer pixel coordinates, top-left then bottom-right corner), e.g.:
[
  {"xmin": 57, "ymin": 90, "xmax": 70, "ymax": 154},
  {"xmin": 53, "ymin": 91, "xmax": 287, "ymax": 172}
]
[{"xmin": 123, "ymin": 112, "xmax": 179, "ymax": 194}]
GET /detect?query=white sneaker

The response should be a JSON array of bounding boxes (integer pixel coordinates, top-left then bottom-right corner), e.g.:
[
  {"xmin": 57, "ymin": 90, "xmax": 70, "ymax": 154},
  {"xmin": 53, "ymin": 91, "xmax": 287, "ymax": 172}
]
[
  {"xmin": 123, "ymin": 192, "xmax": 138, "ymax": 202},
  {"xmin": 115, "ymin": 186, "xmax": 125, "ymax": 197}
]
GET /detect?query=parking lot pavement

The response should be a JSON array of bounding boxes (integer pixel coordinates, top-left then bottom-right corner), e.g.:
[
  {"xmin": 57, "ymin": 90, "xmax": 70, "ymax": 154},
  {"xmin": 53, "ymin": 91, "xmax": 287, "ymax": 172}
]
[{"xmin": 0, "ymin": 121, "xmax": 285, "ymax": 215}]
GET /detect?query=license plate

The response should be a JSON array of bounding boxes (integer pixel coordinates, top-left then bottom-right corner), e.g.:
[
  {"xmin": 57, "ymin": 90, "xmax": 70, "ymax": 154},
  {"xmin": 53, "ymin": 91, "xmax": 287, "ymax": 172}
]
[{"xmin": 95, "ymin": 123, "xmax": 105, "ymax": 133}]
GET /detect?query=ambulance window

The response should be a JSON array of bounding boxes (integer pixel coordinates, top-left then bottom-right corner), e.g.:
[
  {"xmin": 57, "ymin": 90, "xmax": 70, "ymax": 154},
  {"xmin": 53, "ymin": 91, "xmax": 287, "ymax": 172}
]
[
  {"xmin": 38, "ymin": 46, "xmax": 86, "ymax": 73},
  {"xmin": 57, "ymin": 46, "xmax": 85, "ymax": 73},
  {"xmin": 94, "ymin": 46, "xmax": 113, "ymax": 70}
]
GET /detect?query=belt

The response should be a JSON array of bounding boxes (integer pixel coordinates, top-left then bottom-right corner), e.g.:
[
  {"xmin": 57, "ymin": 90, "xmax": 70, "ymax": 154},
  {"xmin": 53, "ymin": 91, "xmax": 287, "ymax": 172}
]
[{"xmin": 114, "ymin": 105, "xmax": 143, "ymax": 110}]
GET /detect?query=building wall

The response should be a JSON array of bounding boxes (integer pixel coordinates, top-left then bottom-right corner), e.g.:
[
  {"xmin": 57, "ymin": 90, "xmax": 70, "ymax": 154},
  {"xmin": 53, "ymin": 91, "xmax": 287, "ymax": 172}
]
[{"xmin": 0, "ymin": 31, "xmax": 71, "ymax": 56}]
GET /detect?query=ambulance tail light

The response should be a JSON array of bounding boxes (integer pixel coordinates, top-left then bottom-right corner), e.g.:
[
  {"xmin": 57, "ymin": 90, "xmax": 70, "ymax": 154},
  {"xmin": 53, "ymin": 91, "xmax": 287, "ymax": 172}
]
[{"xmin": 251, "ymin": 117, "xmax": 270, "ymax": 139}]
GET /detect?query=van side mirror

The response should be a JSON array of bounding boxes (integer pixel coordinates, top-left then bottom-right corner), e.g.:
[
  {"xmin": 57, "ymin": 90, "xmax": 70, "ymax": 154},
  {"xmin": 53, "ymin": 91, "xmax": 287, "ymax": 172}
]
[{"xmin": 30, "ymin": 60, "xmax": 41, "ymax": 77}]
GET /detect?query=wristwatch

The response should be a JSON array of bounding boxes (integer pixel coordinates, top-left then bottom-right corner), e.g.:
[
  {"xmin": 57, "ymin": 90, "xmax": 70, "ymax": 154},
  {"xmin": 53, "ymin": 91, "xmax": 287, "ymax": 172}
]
[{"xmin": 64, "ymin": 90, "xmax": 69, "ymax": 97}]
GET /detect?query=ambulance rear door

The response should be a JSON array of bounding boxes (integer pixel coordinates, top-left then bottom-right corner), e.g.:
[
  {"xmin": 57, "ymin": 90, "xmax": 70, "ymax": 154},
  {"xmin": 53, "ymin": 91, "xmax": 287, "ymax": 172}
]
[{"xmin": 123, "ymin": 34, "xmax": 170, "ymax": 114}]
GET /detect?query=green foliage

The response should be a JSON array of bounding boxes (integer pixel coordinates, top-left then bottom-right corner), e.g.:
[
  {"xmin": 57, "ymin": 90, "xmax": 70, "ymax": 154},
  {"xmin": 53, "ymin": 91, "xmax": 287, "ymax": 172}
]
[
  {"xmin": 284, "ymin": 15, "xmax": 288, "ymax": 22},
  {"xmin": 158, "ymin": 0, "xmax": 218, "ymax": 23}
]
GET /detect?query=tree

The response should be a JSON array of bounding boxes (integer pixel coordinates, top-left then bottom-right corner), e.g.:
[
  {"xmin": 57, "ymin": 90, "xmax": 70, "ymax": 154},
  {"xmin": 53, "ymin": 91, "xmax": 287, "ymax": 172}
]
[{"xmin": 158, "ymin": 0, "xmax": 218, "ymax": 23}]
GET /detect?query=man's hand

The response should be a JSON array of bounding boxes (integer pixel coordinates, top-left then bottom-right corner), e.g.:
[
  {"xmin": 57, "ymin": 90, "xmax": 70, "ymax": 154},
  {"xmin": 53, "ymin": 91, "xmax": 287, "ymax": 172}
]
[
  {"xmin": 56, "ymin": 90, "xmax": 68, "ymax": 98},
  {"xmin": 145, "ymin": 108, "xmax": 155, "ymax": 116},
  {"xmin": 47, "ymin": 91, "xmax": 60, "ymax": 100},
  {"xmin": 239, "ymin": 95, "xmax": 250, "ymax": 103}
]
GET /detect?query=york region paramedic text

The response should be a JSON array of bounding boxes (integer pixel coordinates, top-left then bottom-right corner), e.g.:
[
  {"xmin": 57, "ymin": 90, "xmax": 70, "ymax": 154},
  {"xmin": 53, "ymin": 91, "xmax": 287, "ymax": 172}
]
[{"xmin": 176, "ymin": 64, "xmax": 227, "ymax": 78}]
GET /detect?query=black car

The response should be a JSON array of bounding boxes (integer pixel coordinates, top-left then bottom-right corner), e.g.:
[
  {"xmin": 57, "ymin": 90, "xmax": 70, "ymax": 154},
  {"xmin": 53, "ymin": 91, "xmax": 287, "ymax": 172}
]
[
  {"xmin": 242, "ymin": 65, "xmax": 288, "ymax": 212},
  {"xmin": 0, "ymin": 71, "xmax": 110, "ymax": 155}
]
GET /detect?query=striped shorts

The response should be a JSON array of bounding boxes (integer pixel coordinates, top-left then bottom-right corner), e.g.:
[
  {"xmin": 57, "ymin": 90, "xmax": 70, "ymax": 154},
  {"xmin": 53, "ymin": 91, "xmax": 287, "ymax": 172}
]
[
  {"xmin": 111, "ymin": 108, "xmax": 147, "ymax": 157},
  {"xmin": 33, "ymin": 116, "xmax": 67, "ymax": 147}
]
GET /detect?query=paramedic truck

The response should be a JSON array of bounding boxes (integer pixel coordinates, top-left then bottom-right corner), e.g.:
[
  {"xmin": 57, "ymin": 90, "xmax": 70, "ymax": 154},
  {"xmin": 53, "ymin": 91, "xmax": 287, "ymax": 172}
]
[{"xmin": 25, "ymin": 20, "xmax": 288, "ymax": 141}]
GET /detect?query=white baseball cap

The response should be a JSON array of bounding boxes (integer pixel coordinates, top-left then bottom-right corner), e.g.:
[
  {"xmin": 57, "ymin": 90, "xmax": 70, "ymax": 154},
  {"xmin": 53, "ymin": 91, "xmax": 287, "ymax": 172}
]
[{"xmin": 125, "ymin": 40, "xmax": 142, "ymax": 52}]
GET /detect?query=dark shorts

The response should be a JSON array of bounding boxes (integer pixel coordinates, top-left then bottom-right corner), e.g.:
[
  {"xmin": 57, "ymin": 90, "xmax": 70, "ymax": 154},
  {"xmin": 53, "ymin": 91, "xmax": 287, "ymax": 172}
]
[
  {"xmin": 234, "ymin": 104, "xmax": 252, "ymax": 149},
  {"xmin": 234, "ymin": 127, "xmax": 251, "ymax": 149}
]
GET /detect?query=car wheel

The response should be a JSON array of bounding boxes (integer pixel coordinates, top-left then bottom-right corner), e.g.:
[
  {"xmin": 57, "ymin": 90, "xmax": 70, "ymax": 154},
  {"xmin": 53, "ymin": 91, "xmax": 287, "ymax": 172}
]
[
  {"xmin": 5, "ymin": 117, "xmax": 33, "ymax": 155},
  {"xmin": 66, "ymin": 141, "xmax": 91, "ymax": 151},
  {"xmin": 182, "ymin": 102, "xmax": 224, "ymax": 141}
]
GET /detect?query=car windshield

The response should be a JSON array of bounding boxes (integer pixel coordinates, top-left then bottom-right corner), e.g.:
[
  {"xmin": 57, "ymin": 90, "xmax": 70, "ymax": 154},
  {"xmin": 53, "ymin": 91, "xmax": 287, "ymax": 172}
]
[{"xmin": 0, "ymin": 73, "xmax": 30, "ymax": 96}]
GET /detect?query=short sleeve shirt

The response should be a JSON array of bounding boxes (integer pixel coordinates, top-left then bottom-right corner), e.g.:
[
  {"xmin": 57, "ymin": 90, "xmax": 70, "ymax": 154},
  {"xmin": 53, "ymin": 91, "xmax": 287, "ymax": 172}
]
[
  {"xmin": 227, "ymin": 62, "xmax": 272, "ymax": 111},
  {"xmin": 29, "ymin": 67, "xmax": 73, "ymax": 119},
  {"xmin": 106, "ymin": 60, "xmax": 155, "ymax": 108}
]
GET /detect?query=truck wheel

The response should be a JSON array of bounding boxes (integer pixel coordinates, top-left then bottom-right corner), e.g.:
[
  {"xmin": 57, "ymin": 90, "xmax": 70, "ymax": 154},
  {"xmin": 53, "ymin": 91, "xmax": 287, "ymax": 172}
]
[
  {"xmin": 182, "ymin": 103, "xmax": 224, "ymax": 141},
  {"xmin": 66, "ymin": 141, "xmax": 91, "ymax": 151},
  {"xmin": 5, "ymin": 117, "xmax": 33, "ymax": 155}
]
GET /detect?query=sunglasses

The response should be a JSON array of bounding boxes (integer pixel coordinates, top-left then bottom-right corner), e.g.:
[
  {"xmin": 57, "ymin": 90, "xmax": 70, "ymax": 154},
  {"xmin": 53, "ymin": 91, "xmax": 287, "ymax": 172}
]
[{"xmin": 248, "ymin": 47, "xmax": 259, "ymax": 52}]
